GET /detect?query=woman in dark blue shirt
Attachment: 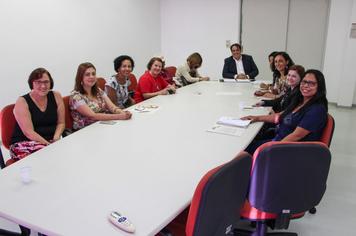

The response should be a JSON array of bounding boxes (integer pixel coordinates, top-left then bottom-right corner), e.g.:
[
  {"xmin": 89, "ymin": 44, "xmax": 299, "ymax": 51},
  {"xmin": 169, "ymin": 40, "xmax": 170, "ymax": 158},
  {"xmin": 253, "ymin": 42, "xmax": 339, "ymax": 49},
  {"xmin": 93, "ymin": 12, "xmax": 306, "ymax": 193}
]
[{"xmin": 243, "ymin": 69, "xmax": 328, "ymax": 154}]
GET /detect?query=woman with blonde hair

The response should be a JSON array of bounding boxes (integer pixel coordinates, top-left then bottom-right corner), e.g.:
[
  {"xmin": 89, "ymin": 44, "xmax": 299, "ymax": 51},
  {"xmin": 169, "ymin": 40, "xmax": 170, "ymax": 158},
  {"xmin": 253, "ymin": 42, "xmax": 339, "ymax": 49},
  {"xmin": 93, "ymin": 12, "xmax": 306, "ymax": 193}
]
[{"xmin": 175, "ymin": 52, "xmax": 209, "ymax": 86}]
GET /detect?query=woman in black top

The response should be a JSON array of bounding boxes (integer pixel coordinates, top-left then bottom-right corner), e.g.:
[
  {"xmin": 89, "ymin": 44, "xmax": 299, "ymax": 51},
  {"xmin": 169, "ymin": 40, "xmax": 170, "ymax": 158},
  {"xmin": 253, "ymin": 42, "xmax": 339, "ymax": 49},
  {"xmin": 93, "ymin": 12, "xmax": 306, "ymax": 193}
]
[
  {"xmin": 10, "ymin": 68, "xmax": 65, "ymax": 160},
  {"xmin": 252, "ymin": 65, "xmax": 305, "ymax": 140},
  {"xmin": 256, "ymin": 65, "xmax": 305, "ymax": 112}
]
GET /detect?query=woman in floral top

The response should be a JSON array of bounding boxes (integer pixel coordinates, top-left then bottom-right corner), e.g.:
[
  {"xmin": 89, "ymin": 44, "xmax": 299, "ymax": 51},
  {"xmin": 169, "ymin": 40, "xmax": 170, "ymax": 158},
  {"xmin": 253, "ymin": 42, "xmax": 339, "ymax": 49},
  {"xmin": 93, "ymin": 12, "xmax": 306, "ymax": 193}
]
[
  {"xmin": 255, "ymin": 52, "xmax": 294, "ymax": 99},
  {"xmin": 70, "ymin": 62, "xmax": 132, "ymax": 130},
  {"xmin": 105, "ymin": 55, "xmax": 135, "ymax": 108}
]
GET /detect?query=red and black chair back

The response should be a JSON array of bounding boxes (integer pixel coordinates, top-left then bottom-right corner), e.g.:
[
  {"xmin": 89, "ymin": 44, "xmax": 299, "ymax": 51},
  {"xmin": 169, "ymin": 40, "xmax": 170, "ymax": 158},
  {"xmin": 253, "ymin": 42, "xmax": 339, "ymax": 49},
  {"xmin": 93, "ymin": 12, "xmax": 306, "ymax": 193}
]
[
  {"xmin": 320, "ymin": 114, "xmax": 335, "ymax": 147},
  {"xmin": 164, "ymin": 66, "xmax": 177, "ymax": 78},
  {"xmin": 128, "ymin": 73, "xmax": 138, "ymax": 98},
  {"xmin": 185, "ymin": 152, "xmax": 252, "ymax": 236},
  {"xmin": 128, "ymin": 73, "xmax": 138, "ymax": 93},
  {"xmin": 62, "ymin": 96, "xmax": 74, "ymax": 136},
  {"xmin": 239, "ymin": 141, "xmax": 331, "ymax": 235},
  {"xmin": 96, "ymin": 77, "xmax": 106, "ymax": 90},
  {"xmin": 1, "ymin": 104, "xmax": 16, "ymax": 150},
  {"xmin": 0, "ymin": 146, "xmax": 5, "ymax": 169},
  {"xmin": 0, "ymin": 104, "xmax": 17, "ymax": 167},
  {"xmin": 62, "ymin": 96, "xmax": 73, "ymax": 131}
]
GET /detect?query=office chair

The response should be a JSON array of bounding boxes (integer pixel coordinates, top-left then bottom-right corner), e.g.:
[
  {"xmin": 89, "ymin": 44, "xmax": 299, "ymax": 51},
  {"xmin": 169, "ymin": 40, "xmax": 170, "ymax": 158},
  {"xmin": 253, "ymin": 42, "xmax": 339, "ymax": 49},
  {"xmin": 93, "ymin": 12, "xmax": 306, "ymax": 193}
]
[
  {"xmin": 62, "ymin": 96, "xmax": 73, "ymax": 137},
  {"xmin": 235, "ymin": 141, "xmax": 331, "ymax": 236},
  {"xmin": 308, "ymin": 113, "xmax": 335, "ymax": 214},
  {"xmin": 320, "ymin": 114, "xmax": 335, "ymax": 147},
  {"xmin": 128, "ymin": 73, "xmax": 137, "ymax": 98},
  {"xmin": 96, "ymin": 77, "xmax": 106, "ymax": 90},
  {"xmin": 164, "ymin": 66, "xmax": 177, "ymax": 78},
  {"xmin": 0, "ymin": 145, "xmax": 5, "ymax": 169},
  {"xmin": 0, "ymin": 104, "xmax": 17, "ymax": 167},
  {"xmin": 0, "ymin": 107, "xmax": 5, "ymax": 167},
  {"xmin": 160, "ymin": 151, "xmax": 252, "ymax": 236},
  {"xmin": 0, "ymin": 225, "xmax": 30, "ymax": 236},
  {"xmin": 161, "ymin": 66, "xmax": 177, "ymax": 85}
]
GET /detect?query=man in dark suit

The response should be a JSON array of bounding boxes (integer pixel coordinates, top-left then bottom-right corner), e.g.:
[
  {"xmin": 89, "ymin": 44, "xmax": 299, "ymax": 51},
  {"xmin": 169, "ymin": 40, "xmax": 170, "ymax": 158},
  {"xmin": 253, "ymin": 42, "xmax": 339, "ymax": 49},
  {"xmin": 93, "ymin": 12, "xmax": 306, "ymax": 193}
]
[{"xmin": 222, "ymin": 43, "xmax": 259, "ymax": 81}]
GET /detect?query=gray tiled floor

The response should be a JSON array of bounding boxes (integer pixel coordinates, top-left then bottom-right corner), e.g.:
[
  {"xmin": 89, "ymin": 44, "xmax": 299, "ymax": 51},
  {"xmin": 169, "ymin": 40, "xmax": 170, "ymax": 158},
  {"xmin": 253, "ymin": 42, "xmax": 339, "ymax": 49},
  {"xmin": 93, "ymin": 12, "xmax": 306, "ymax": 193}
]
[
  {"xmin": 1, "ymin": 104, "xmax": 355, "ymax": 235},
  {"xmin": 291, "ymin": 105, "xmax": 356, "ymax": 235}
]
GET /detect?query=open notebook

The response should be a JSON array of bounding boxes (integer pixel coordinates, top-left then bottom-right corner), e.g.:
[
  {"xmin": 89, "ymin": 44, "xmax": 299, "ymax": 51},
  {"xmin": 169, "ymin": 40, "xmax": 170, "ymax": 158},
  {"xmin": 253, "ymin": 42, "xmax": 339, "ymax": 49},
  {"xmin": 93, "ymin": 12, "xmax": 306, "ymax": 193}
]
[{"xmin": 216, "ymin": 116, "xmax": 251, "ymax": 128}]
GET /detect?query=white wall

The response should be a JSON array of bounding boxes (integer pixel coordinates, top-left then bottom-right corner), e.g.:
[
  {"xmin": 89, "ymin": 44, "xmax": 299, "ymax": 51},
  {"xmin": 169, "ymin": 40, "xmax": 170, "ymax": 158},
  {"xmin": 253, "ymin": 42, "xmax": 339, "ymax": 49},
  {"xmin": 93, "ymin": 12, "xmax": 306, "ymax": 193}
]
[
  {"xmin": 161, "ymin": 0, "xmax": 356, "ymax": 106},
  {"xmin": 160, "ymin": 0, "xmax": 240, "ymax": 80},
  {"xmin": 348, "ymin": 0, "xmax": 356, "ymax": 105},
  {"xmin": 1, "ymin": 0, "xmax": 355, "ymax": 107},
  {"xmin": 241, "ymin": 0, "xmax": 289, "ymax": 82},
  {"xmin": 242, "ymin": 0, "xmax": 329, "ymax": 83},
  {"xmin": 351, "ymin": 1, "xmax": 356, "ymax": 105},
  {"xmin": 287, "ymin": 0, "xmax": 329, "ymax": 71},
  {"xmin": 0, "ymin": 0, "xmax": 161, "ymax": 109},
  {"xmin": 323, "ymin": 0, "xmax": 356, "ymax": 106}
]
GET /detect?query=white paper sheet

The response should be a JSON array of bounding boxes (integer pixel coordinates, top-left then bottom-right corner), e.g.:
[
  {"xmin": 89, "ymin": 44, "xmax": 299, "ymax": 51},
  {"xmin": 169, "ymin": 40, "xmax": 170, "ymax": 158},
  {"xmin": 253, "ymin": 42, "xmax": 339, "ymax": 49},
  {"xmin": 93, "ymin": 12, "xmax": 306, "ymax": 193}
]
[
  {"xmin": 216, "ymin": 116, "xmax": 251, "ymax": 128},
  {"xmin": 206, "ymin": 124, "xmax": 245, "ymax": 137}
]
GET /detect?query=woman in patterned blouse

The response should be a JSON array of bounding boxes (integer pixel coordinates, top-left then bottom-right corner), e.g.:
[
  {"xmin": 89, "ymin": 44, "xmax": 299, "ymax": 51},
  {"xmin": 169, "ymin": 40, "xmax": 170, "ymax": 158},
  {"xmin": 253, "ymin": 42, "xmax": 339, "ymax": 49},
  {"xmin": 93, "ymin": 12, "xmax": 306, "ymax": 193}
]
[
  {"xmin": 69, "ymin": 62, "xmax": 132, "ymax": 130},
  {"xmin": 255, "ymin": 52, "xmax": 294, "ymax": 99},
  {"xmin": 105, "ymin": 55, "xmax": 136, "ymax": 108}
]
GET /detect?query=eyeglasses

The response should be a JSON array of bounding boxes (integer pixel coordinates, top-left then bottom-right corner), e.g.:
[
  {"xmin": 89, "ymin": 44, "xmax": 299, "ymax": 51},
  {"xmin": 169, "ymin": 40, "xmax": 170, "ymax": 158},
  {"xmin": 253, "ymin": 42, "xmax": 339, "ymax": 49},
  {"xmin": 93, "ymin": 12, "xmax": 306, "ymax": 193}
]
[
  {"xmin": 300, "ymin": 80, "xmax": 317, "ymax": 87},
  {"xmin": 34, "ymin": 80, "xmax": 51, "ymax": 86}
]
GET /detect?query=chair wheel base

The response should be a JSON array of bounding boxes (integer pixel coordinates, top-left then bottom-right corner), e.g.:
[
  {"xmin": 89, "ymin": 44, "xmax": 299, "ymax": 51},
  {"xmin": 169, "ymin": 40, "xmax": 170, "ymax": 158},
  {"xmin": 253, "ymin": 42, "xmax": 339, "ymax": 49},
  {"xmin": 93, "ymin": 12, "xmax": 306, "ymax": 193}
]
[{"xmin": 309, "ymin": 207, "xmax": 317, "ymax": 214}]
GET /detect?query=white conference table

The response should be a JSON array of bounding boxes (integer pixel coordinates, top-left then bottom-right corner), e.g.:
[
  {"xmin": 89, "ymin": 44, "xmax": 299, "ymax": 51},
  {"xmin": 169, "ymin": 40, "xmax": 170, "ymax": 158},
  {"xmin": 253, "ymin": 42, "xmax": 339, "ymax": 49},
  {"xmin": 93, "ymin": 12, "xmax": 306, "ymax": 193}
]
[{"xmin": 0, "ymin": 81, "xmax": 270, "ymax": 236}]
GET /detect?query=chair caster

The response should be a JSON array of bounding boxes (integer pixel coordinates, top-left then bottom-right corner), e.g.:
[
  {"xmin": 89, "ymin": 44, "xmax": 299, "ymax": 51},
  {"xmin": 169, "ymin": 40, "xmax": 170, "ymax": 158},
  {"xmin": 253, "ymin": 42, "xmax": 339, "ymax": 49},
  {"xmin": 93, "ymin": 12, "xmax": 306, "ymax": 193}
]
[{"xmin": 309, "ymin": 207, "xmax": 317, "ymax": 214}]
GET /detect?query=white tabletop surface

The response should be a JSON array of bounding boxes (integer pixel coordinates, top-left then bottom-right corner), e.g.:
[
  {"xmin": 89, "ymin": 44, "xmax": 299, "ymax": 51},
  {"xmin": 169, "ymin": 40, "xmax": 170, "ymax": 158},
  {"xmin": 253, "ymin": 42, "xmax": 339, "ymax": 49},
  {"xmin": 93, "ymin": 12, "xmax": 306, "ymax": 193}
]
[{"xmin": 0, "ymin": 81, "xmax": 270, "ymax": 236}]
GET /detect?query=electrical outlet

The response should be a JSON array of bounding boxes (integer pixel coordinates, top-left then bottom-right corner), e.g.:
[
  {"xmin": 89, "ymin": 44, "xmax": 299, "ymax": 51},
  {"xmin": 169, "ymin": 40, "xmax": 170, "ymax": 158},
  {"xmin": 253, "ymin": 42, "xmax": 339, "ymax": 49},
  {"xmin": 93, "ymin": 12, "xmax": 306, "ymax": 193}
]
[{"xmin": 225, "ymin": 40, "xmax": 231, "ymax": 48}]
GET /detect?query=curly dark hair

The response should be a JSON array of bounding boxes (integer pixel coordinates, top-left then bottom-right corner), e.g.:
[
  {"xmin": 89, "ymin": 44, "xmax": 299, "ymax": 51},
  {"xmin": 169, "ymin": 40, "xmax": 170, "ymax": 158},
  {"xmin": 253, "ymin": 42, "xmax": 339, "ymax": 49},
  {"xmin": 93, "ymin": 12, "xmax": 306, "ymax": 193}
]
[
  {"xmin": 271, "ymin": 52, "xmax": 295, "ymax": 85},
  {"xmin": 113, "ymin": 55, "xmax": 135, "ymax": 72}
]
